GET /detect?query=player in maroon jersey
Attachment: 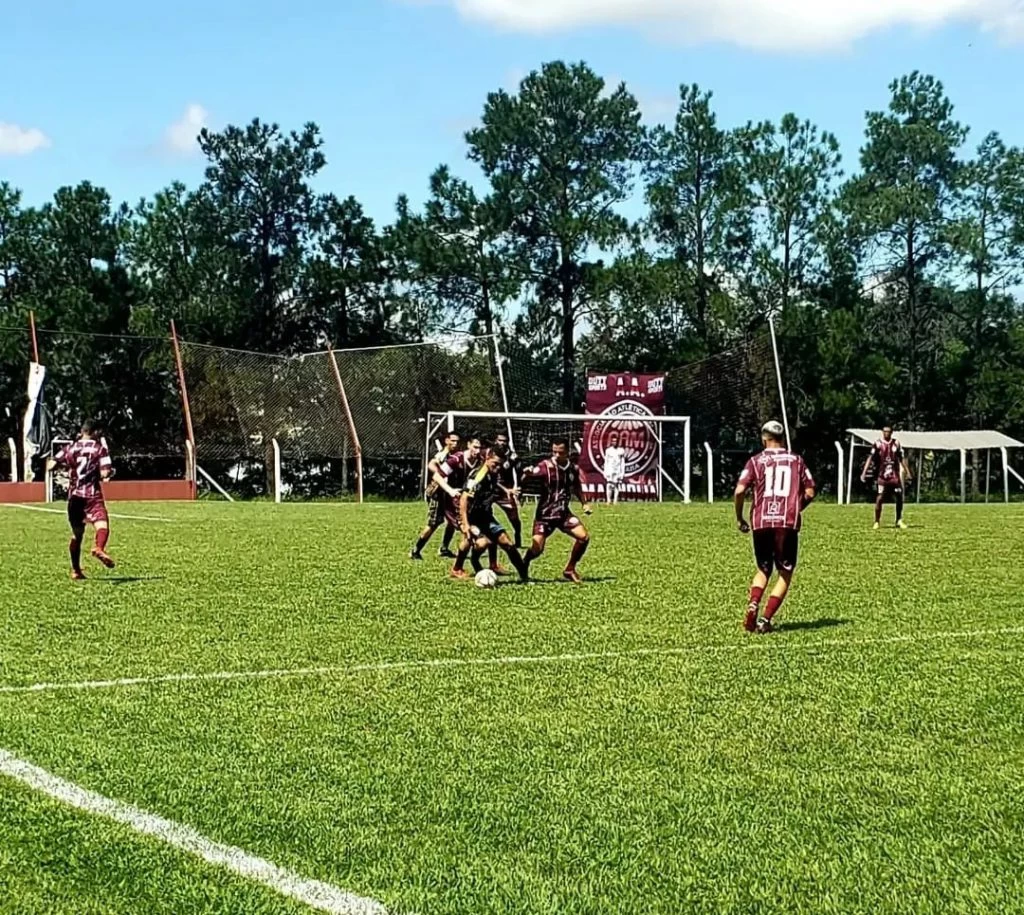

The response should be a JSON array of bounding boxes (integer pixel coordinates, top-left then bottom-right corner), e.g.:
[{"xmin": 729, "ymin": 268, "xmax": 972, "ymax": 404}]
[
  {"xmin": 430, "ymin": 435, "xmax": 496, "ymax": 580},
  {"xmin": 520, "ymin": 438, "xmax": 593, "ymax": 583},
  {"xmin": 860, "ymin": 425, "xmax": 912, "ymax": 529},
  {"xmin": 46, "ymin": 419, "xmax": 116, "ymax": 580},
  {"xmin": 734, "ymin": 421, "xmax": 815, "ymax": 633},
  {"xmin": 410, "ymin": 430, "xmax": 461, "ymax": 560},
  {"xmin": 492, "ymin": 431, "xmax": 523, "ymax": 549}
]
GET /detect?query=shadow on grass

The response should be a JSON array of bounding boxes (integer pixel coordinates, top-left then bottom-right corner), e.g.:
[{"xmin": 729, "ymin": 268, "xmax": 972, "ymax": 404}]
[
  {"xmin": 100, "ymin": 576, "xmax": 167, "ymax": 585},
  {"xmin": 778, "ymin": 617, "xmax": 850, "ymax": 632}
]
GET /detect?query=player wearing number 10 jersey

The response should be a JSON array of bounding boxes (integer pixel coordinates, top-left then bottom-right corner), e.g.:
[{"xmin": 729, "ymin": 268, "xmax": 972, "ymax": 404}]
[
  {"xmin": 734, "ymin": 421, "xmax": 815, "ymax": 634},
  {"xmin": 47, "ymin": 419, "xmax": 116, "ymax": 580}
]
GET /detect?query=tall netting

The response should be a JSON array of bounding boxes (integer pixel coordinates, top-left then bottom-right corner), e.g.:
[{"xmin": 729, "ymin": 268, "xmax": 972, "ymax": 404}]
[
  {"xmin": 665, "ymin": 330, "xmax": 781, "ymax": 498},
  {"xmin": 33, "ymin": 329, "xmax": 186, "ymax": 484},
  {"xmin": 180, "ymin": 335, "xmax": 519, "ymax": 499}
]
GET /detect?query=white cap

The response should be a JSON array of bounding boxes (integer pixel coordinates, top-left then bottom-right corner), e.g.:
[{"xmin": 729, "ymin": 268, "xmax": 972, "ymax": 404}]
[{"xmin": 761, "ymin": 420, "xmax": 785, "ymax": 437}]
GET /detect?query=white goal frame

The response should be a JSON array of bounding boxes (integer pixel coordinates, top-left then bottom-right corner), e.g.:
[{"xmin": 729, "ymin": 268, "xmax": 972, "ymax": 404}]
[{"xmin": 425, "ymin": 409, "xmax": 692, "ymax": 503}]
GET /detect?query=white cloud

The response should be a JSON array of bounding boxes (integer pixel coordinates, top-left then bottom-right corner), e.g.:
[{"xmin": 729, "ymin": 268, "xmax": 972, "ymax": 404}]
[
  {"xmin": 0, "ymin": 122, "xmax": 50, "ymax": 156},
  {"xmin": 163, "ymin": 103, "xmax": 209, "ymax": 156},
  {"xmin": 440, "ymin": 0, "xmax": 1024, "ymax": 50}
]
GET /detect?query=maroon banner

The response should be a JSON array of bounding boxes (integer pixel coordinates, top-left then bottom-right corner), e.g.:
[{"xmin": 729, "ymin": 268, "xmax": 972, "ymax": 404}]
[{"xmin": 581, "ymin": 372, "xmax": 666, "ymax": 501}]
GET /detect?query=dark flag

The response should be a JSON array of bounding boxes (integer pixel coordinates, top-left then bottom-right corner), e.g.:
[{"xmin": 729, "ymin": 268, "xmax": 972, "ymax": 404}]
[{"xmin": 22, "ymin": 362, "xmax": 50, "ymax": 481}]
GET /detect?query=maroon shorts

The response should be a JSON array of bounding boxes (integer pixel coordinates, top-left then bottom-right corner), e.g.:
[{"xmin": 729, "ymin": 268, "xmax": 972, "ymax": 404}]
[
  {"xmin": 533, "ymin": 512, "xmax": 583, "ymax": 539},
  {"xmin": 68, "ymin": 495, "xmax": 108, "ymax": 528},
  {"xmin": 877, "ymin": 479, "xmax": 902, "ymax": 496},
  {"xmin": 753, "ymin": 527, "xmax": 798, "ymax": 575}
]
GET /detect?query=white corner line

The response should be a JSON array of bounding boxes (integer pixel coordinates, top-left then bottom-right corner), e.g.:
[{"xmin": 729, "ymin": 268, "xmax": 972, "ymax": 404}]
[
  {"xmin": 1, "ymin": 626, "xmax": 1021, "ymax": 697},
  {"xmin": 0, "ymin": 503, "xmax": 174, "ymax": 523},
  {"xmin": 0, "ymin": 748, "xmax": 392, "ymax": 915}
]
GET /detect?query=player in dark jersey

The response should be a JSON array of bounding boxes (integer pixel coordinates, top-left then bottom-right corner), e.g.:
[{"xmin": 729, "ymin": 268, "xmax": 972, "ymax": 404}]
[
  {"xmin": 431, "ymin": 436, "xmax": 488, "ymax": 579},
  {"xmin": 520, "ymin": 438, "xmax": 593, "ymax": 583},
  {"xmin": 410, "ymin": 430, "xmax": 461, "ymax": 560},
  {"xmin": 860, "ymin": 425, "xmax": 911, "ymax": 529},
  {"xmin": 734, "ymin": 420, "xmax": 815, "ymax": 633},
  {"xmin": 492, "ymin": 431, "xmax": 523, "ymax": 549},
  {"xmin": 46, "ymin": 419, "xmax": 115, "ymax": 580},
  {"xmin": 457, "ymin": 447, "xmax": 528, "ymax": 581}
]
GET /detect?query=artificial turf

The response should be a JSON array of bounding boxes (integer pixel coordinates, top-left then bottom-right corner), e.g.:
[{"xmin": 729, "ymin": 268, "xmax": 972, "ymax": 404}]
[{"xmin": 1, "ymin": 500, "xmax": 1022, "ymax": 914}]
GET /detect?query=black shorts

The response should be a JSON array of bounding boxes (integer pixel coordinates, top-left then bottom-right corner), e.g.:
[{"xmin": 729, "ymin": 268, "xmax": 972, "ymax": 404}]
[
  {"xmin": 469, "ymin": 514, "xmax": 505, "ymax": 543},
  {"xmin": 425, "ymin": 494, "xmax": 445, "ymax": 528},
  {"xmin": 877, "ymin": 481, "xmax": 902, "ymax": 497},
  {"xmin": 753, "ymin": 528, "xmax": 798, "ymax": 575}
]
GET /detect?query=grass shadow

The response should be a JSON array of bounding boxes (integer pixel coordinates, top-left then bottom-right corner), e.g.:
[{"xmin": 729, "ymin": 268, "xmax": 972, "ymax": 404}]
[{"xmin": 100, "ymin": 576, "xmax": 167, "ymax": 585}]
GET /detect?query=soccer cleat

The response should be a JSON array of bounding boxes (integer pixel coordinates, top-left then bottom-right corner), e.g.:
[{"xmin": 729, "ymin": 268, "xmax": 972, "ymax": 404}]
[
  {"xmin": 563, "ymin": 568, "xmax": 582, "ymax": 584},
  {"xmin": 744, "ymin": 605, "xmax": 759, "ymax": 633},
  {"xmin": 70, "ymin": 569, "xmax": 86, "ymax": 581},
  {"xmin": 439, "ymin": 548, "xmax": 456, "ymax": 559},
  {"xmin": 896, "ymin": 520, "xmax": 907, "ymax": 530},
  {"xmin": 873, "ymin": 522, "xmax": 880, "ymax": 530},
  {"xmin": 91, "ymin": 548, "xmax": 115, "ymax": 569},
  {"xmin": 409, "ymin": 549, "xmax": 423, "ymax": 560},
  {"xmin": 756, "ymin": 619, "xmax": 775, "ymax": 634},
  {"xmin": 450, "ymin": 568, "xmax": 470, "ymax": 581},
  {"xmin": 490, "ymin": 564, "xmax": 510, "ymax": 577}
]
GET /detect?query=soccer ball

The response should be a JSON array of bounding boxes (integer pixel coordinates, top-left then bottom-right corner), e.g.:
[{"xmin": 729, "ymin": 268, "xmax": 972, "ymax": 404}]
[{"xmin": 474, "ymin": 568, "xmax": 498, "ymax": 589}]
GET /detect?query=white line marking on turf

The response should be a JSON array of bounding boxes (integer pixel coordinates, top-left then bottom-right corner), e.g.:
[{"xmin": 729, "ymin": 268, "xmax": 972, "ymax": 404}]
[
  {"xmin": 0, "ymin": 503, "xmax": 174, "ymax": 523},
  {"xmin": 1, "ymin": 626, "xmax": 1021, "ymax": 696},
  {"xmin": 0, "ymin": 748, "xmax": 390, "ymax": 915}
]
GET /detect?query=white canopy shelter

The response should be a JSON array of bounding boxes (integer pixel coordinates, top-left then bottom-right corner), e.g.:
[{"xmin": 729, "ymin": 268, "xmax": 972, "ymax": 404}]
[{"xmin": 839, "ymin": 428, "xmax": 1024, "ymax": 504}]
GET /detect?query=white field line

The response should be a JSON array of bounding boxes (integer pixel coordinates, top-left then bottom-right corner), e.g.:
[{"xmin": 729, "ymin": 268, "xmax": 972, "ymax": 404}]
[
  {"xmin": 0, "ymin": 503, "xmax": 174, "ymax": 523},
  {"xmin": 0, "ymin": 748, "xmax": 391, "ymax": 915},
  {"xmin": 1, "ymin": 626, "xmax": 1022, "ymax": 697}
]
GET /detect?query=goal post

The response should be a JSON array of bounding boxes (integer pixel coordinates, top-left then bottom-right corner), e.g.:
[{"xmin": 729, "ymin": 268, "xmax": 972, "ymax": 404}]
[{"xmin": 429, "ymin": 409, "xmax": 692, "ymax": 503}]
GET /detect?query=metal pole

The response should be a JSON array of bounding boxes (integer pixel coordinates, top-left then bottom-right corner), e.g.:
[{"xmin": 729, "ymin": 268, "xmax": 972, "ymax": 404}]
[
  {"xmin": 273, "ymin": 438, "xmax": 282, "ymax": 503},
  {"xmin": 1002, "ymin": 446, "xmax": 1009, "ymax": 503},
  {"xmin": 767, "ymin": 315, "xmax": 791, "ymax": 450},
  {"xmin": 986, "ymin": 449, "xmax": 991, "ymax": 503},
  {"xmin": 704, "ymin": 442, "xmax": 714, "ymax": 504},
  {"xmin": 29, "ymin": 310, "xmax": 39, "ymax": 364},
  {"xmin": 328, "ymin": 346, "xmax": 363, "ymax": 503},
  {"xmin": 683, "ymin": 417, "xmax": 691, "ymax": 503},
  {"xmin": 491, "ymin": 334, "xmax": 515, "ymax": 453},
  {"xmin": 916, "ymin": 450, "xmax": 923, "ymax": 503},
  {"xmin": 846, "ymin": 435, "xmax": 856, "ymax": 505},
  {"xmin": 960, "ymin": 449, "xmax": 967, "ymax": 504},
  {"xmin": 834, "ymin": 441, "xmax": 844, "ymax": 505},
  {"xmin": 170, "ymin": 321, "xmax": 197, "ymax": 485}
]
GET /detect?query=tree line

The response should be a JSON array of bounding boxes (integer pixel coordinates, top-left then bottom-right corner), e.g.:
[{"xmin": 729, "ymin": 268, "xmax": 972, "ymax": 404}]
[{"xmin": 2, "ymin": 61, "xmax": 1023, "ymax": 492}]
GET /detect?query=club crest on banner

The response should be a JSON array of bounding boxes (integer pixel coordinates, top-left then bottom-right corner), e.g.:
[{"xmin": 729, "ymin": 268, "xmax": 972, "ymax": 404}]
[{"xmin": 581, "ymin": 371, "xmax": 666, "ymax": 501}]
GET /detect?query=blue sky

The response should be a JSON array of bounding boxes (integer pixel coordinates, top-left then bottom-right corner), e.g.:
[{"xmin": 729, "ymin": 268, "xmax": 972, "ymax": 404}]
[{"xmin": 3, "ymin": 0, "xmax": 1023, "ymax": 227}]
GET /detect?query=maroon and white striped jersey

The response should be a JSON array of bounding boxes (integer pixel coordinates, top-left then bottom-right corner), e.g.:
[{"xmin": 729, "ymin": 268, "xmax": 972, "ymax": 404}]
[
  {"xmin": 55, "ymin": 438, "xmax": 112, "ymax": 500},
  {"xmin": 738, "ymin": 448, "xmax": 814, "ymax": 530}
]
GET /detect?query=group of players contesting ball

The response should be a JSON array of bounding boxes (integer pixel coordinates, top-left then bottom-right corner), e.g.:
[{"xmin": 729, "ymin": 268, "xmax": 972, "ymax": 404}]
[{"xmin": 48, "ymin": 417, "xmax": 911, "ymax": 633}]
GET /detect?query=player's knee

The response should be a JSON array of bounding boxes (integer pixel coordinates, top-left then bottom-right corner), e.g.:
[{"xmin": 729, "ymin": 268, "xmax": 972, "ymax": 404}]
[{"xmin": 579, "ymin": 530, "xmax": 590, "ymax": 545}]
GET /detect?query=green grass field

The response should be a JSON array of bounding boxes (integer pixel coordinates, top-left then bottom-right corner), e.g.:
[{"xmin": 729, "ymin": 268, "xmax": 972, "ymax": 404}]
[{"xmin": 2, "ymin": 499, "xmax": 1024, "ymax": 914}]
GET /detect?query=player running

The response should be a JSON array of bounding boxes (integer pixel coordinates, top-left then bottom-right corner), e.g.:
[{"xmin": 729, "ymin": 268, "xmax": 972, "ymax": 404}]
[
  {"xmin": 492, "ymin": 431, "xmax": 523, "ymax": 548},
  {"xmin": 46, "ymin": 420, "xmax": 116, "ymax": 580},
  {"xmin": 861, "ymin": 425, "xmax": 911, "ymax": 529},
  {"xmin": 410, "ymin": 430, "xmax": 461, "ymax": 560},
  {"xmin": 734, "ymin": 420, "xmax": 815, "ymax": 634},
  {"xmin": 458, "ymin": 447, "xmax": 529, "ymax": 581},
  {"xmin": 520, "ymin": 438, "xmax": 593, "ymax": 583}
]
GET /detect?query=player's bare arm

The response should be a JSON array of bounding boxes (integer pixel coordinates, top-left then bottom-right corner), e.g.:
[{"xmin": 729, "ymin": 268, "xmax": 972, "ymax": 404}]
[
  {"xmin": 459, "ymin": 491, "xmax": 472, "ymax": 536},
  {"xmin": 733, "ymin": 481, "xmax": 750, "ymax": 533},
  {"xmin": 432, "ymin": 469, "xmax": 459, "ymax": 499}
]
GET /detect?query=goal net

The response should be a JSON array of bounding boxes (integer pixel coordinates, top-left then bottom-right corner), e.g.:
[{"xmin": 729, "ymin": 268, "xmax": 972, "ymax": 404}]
[
  {"xmin": 426, "ymin": 410, "xmax": 692, "ymax": 502},
  {"xmin": 179, "ymin": 334, "xmax": 522, "ymax": 500}
]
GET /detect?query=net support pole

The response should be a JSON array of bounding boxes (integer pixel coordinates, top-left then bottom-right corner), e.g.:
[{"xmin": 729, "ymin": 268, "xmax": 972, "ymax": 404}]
[
  {"xmin": 7, "ymin": 438, "xmax": 16, "ymax": 483},
  {"xmin": 683, "ymin": 418, "xmax": 691, "ymax": 504},
  {"xmin": 197, "ymin": 464, "xmax": 234, "ymax": 502},
  {"xmin": 846, "ymin": 435, "xmax": 856, "ymax": 505},
  {"xmin": 28, "ymin": 310, "xmax": 39, "ymax": 364},
  {"xmin": 986, "ymin": 449, "xmax": 991, "ymax": 503},
  {"xmin": 704, "ymin": 442, "xmax": 713, "ymax": 504},
  {"xmin": 834, "ymin": 441, "xmax": 845, "ymax": 505},
  {"xmin": 916, "ymin": 451, "xmax": 923, "ymax": 503},
  {"xmin": 328, "ymin": 346, "xmax": 363, "ymax": 503},
  {"xmin": 1001, "ymin": 447, "xmax": 1009, "ymax": 503},
  {"xmin": 272, "ymin": 439, "xmax": 282, "ymax": 504},
  {"xmin": 960, "ymin": 449, "xmax": 967, "ymax": 504},
  {"xmin": 767, "ymin": 314, "xmax": 790, "ymax": 450},
  {"xmin": 170, "ymin": 321, "xmax": 197, "ymax": 494},
  {"xmin": 491, "ymin": 334, "xmax": 516, "ymax": 453}
]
